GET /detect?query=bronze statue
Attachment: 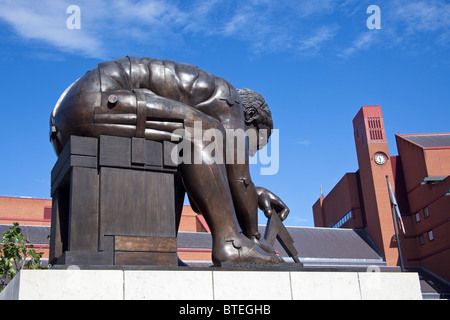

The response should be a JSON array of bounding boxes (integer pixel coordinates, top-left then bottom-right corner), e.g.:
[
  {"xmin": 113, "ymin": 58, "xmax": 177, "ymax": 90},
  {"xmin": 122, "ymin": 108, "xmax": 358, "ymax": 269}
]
[{"xmin": 50, "ymin": 56, "xmax": 291, "ymax": 265}]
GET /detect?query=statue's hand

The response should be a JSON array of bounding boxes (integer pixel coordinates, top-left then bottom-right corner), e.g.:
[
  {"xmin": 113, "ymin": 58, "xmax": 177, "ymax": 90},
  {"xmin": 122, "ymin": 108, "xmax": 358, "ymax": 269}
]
[{"xmin": 255, "ymin": 187, "xmax": 290, "ymax": 221}]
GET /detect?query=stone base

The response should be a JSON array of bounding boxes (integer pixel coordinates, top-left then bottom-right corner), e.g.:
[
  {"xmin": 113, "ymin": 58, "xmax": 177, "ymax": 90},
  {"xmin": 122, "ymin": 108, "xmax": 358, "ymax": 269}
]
[{"xmin": 0, "ymin": 269, "xmax": 422, "ymax": 300}]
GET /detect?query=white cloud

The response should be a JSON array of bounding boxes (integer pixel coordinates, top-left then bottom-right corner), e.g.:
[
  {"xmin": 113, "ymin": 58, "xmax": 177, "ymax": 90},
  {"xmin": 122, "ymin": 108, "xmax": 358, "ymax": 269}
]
[
  {"xmin": 216, "ymin": 0, "xmax": 339, "ymax": 56},
  {"xmin": 182, "ymin": 0, "xmax": 228, "ymax": 35},
  {"xmin": 0, "ymin": 0, "xmax": 105, "ymax": 58},
  {"xmin": 223, "ymin": 13, "xmax": 250, "ymax": 36},
  {"xmin": 338, "ymin": 0, "xmax": 450, "ymax": 58},
  {"xmin": 297, "ymin": 25, "xmax": 339, "ymax": 55},
  {"xmin": 0, "ymin": 0, "xmax": 188, "ymax": 59},
  {"xmin": 393, "ymin": 0, "xmax": 450, "ymax": 33},
  {"xmin": 0, "ymin": 0, "xmax": 341, "ymax": 59},
  {"xmin": 389, "ymin": 0, "xmax": 450, "ymax": 50},
  {"xmin": 339, "ymin": 31, "xmax": 378, "ymax": 58},
  {"xmin": 2, "ymin": 0, "xmax": 447, "ymax": 60}
]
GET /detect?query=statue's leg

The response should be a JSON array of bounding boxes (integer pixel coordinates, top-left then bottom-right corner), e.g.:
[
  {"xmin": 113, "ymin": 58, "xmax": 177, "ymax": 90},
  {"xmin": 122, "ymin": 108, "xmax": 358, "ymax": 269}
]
[
  {"xmin": 180, "ymin": 158, "xmax": 280, "ymax": 263},
  {"xmin": 218, "ymin": 111, "xmax": 278, "ymax": 255},
  {"xmin": 226, "ymin": 162, "xmax": 277, "ymax": 254},
  {"xmin": 141, "ymin": 94, "xmax": 281, "ymax": 264}
]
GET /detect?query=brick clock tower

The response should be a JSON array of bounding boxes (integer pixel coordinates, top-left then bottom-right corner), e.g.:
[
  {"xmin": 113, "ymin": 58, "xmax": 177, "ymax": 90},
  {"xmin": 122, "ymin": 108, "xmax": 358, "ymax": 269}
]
[{"xmin": 353, "ymin": 106, "xmax": 399, "ymax": 266}]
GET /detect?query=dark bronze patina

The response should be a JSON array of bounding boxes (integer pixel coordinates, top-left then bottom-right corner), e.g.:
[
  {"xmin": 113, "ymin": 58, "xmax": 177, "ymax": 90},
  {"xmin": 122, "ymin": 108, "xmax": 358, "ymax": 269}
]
[{"xmin": 50, "ymin": 56, "xmax": 296, "ymax": 265}]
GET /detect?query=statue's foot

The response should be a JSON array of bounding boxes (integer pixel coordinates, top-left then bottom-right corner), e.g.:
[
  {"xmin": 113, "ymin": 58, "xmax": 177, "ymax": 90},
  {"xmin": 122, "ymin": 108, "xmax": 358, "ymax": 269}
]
[
  {"xmin": 249, "ymin": 233, "xmax": 277, "ymax": 255},
  {"xmin": 212, "ymin": 233, "xmax": 283, "ymax": 265}
]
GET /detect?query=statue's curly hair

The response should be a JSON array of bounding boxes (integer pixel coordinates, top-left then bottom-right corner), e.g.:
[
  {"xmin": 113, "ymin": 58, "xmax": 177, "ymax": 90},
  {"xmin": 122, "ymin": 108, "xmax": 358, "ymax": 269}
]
[{"xmin": 237, "ymin": 88, "xmax": 273, "ymax": 133}]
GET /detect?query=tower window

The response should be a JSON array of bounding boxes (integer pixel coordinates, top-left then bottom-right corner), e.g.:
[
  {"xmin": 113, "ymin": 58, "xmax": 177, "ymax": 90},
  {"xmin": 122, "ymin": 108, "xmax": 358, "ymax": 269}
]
[
  {"xmin": 367, "ymin": 117, "xmax": 384, "ymax": 141},
  {"xmin": 419, "ymin": 235, "xmax": 425, "ymax": 246}
]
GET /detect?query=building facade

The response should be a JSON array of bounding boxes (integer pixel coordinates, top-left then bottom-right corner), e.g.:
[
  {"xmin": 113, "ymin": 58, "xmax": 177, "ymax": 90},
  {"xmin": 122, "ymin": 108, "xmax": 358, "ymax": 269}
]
[{"xmin": 313, "ymin": 105, "xmax": 450, "ymax": 282}]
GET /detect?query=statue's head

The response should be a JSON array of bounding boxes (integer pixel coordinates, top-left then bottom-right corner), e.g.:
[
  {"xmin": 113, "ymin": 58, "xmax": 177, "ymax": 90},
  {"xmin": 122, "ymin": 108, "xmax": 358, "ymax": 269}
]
[{"xmin": 237, "ymin": 88, "xmax": 273, "ymax": 156}]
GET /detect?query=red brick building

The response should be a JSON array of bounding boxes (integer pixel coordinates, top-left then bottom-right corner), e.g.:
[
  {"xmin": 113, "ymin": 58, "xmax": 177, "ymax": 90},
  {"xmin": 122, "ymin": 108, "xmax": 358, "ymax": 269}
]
[
  {"xmin": 313, "ymin": 106, "xmax": 450, "ymax": 283},
  {"xmin": 0, "ymin": 197, "xmax": 52, "ymax": 226}
]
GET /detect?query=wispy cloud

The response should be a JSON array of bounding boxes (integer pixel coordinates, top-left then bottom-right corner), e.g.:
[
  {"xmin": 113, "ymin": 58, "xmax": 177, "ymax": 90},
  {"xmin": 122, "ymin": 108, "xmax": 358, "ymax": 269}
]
[
  {"xmin": 338, "ymin": 31, "xmax": 378, "ymax": 58},
  {"xmin": 216, "ymin": 0, "xmax": 339, "ymax": 56},
  {"xmin": 297, "ymin": 140, "xmax": 311, "ymax": 146},
  {"xmin": 389, "ymin": 0, "xmax": 450, "ymax": 51},
  {"xmin": 0, "ymin": 0, "xmax": 188, "ymax": 59},
  {"xmin": 339, "ymin": 0, "xmax": 450, "ymax": 57},
  {"xmin": 297, "ymin": 25, "xmax": 339, "ymax": 55},
  {"xmin": 392, "ymin": 0, "xmax": 450, "ymax": 33},
  {"xmin": 0, "ymin": 0, "xmax": 448, "ymax": 60},
  {"xmin": 0, "ymin": 0, "xmax": 340, "ymax": 59},
  {"xmin": 0, "ymin": 0, "xmax": 105, "ymax": 58}
]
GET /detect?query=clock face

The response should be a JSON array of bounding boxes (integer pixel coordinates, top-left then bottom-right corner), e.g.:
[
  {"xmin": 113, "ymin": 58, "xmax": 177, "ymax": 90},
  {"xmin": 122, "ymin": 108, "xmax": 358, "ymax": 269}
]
[{"xmin": 374, "ymin": 153, "xmax": 386, "ymax": 165}]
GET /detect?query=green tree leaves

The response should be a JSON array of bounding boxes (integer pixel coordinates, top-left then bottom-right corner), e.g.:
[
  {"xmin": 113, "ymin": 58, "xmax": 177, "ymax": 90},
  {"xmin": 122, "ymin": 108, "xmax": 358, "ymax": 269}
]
[{"xmin": 0, "ymin": 222, "xmax": 49, "ymax": 291}]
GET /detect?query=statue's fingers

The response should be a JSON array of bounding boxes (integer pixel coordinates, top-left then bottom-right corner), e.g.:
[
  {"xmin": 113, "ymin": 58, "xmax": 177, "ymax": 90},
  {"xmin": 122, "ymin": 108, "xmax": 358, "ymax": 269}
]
[{"xmin": 279, "ymin": 208, "xmax": 290, "ymax": 221}]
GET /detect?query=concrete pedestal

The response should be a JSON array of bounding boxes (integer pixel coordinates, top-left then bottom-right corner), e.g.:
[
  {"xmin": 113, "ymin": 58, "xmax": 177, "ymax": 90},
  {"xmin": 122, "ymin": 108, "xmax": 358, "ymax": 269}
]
[{"xmin": 0, "ymin": 269, "xmax": 422, "ymax": 300}]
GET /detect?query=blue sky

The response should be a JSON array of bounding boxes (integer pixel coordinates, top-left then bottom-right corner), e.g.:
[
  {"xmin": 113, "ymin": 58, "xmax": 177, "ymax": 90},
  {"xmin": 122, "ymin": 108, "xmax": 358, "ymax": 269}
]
[{"xmin": 0, "ymin": 0, "xmax": 449, "ymax": 227}]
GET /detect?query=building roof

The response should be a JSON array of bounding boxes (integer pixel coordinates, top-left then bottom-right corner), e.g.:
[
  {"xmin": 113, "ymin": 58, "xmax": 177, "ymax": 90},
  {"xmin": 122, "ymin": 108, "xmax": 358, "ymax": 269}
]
[
  {"xmin": 180, "ymin": 226, "xmax": 385, "ymax": 267},
  {"xmin": 398, "ymin": 133, "xmax": 450, "ymax": 149},
  {"xmin": 177, "ymin": 231, "xmax": 212, "ymax": 249},
  {"xmin": 258, "ymin": 226, "xmax": 385, "ymax": 267},
  {"xmin": 268, "ymin": 226, "xmax": 382, "ymax": 259},
  {"xmin": 0, "ymin": 225, "xmax": 50, "ymax": 245}
]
